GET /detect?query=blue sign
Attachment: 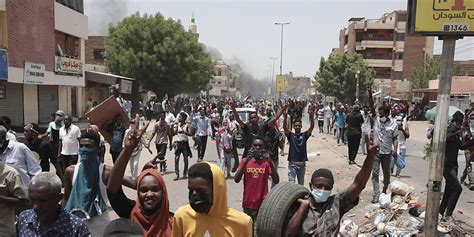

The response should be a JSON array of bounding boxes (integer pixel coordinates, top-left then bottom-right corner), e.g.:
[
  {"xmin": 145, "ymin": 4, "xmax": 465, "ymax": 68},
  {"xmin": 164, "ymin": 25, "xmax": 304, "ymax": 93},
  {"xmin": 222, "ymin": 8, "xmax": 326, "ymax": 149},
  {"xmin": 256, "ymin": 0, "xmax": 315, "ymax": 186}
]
[{"xmin": 0, "ymin": 49, "xmax": 7, "ymax": 80}]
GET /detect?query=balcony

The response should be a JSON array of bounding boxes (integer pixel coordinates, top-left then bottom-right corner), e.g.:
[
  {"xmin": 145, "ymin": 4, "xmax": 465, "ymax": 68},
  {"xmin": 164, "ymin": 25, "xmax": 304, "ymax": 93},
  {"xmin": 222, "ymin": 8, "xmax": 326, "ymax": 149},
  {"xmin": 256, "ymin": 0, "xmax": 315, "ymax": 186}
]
[
  {"xmin": 363, "ymin": 54, "xmax": 392, "ymax": 60},
  {"xmin": 361, "ymin": 40, "xmax": 394, "ymax": 49},
  {"xmin": 355, "ymin": 42, "xmax": 363, "ymax": 51},
  {"xmin": 55, "ymin": 2, "xmax": 88, "ymax": 39},
  {"xmin": 364, "ymin": 59, "xmax": 392, "ymax": 68},
  {"xmin": 395, "ymin": 41, "xmax": 405, "ymax": 52},
  {"xmin": 393, "ymin": 60, "xmax": 403, "ymax": 72},
  {"xmin": 366, "ymin": 22, "xmax": 395, "ymax": 30},
  {"xmin": 395, "ymin": 22, "xmax": 406, "ymax": 32}
]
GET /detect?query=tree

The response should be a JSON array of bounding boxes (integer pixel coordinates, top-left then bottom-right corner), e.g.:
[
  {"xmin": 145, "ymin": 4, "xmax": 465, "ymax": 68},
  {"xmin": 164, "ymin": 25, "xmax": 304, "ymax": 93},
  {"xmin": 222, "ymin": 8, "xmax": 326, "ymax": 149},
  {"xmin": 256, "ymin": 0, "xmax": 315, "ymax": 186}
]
[
  {"xmin": 410, "ymin": 57, "xmax": 463, "ymax": 89},
  {"xmin": 314, "ymin": 53, "xmax": 374, "ymax": 103},
  {"xmin": 105, "ymin": 12, "xmax": 214, "ymax": 98}
]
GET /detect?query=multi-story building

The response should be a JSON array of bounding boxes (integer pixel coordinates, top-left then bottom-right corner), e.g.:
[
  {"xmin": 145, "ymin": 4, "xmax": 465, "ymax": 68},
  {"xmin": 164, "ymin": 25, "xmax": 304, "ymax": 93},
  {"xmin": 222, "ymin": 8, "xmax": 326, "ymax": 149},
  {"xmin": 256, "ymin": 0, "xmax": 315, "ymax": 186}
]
[
  {"xmin": 284, "ymin": 72, "xmax": 312, "ymax": 97},
  {"xmin": 0, "ymin": 0, "xmax": 88, "ymax": 126},
  {"xmin": 338, "ymin": 10, "xmax": 434, "ymax": 85},
  {"xmin": 209, "ymin": 60, "xmax": 240, "ymax": 97}
]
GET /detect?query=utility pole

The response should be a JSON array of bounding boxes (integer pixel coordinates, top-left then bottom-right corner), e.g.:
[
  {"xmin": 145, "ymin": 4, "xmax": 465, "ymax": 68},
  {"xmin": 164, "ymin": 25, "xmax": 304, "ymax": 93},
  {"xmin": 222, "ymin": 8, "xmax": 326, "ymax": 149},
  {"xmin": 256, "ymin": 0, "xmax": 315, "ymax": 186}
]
[
  {"xmin": 275, "ymin": 22, "xmax": 289, "ymax": 99},
  {"xmin": 355, "ymin": 70, "xmax": 360, "ymax": 102},
  {"xmin": 270, "ymin": 57, "xmax": 278, "ymax": 96},
  {"xmin": 424, "ymin": 36, "xmax": 458, "ymax": 236}
]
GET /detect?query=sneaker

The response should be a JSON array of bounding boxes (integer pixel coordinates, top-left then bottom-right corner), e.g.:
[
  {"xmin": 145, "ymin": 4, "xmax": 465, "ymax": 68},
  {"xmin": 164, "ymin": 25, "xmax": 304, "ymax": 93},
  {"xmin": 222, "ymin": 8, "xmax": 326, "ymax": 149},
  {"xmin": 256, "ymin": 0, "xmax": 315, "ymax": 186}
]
[
  {"xmin": 349, "ymin": 161, "xmax": 355, "ymax": 165},
  {"xmin": 182, "ymin": 174, "xmax": 187, "ymax": 179},
  {"xmin": 442, "ymin": 216, "xmax": 455, "ymax": 223},
  {"xmin": 173, "ymin": 175, "xmax": 180, "ymax": 181}
]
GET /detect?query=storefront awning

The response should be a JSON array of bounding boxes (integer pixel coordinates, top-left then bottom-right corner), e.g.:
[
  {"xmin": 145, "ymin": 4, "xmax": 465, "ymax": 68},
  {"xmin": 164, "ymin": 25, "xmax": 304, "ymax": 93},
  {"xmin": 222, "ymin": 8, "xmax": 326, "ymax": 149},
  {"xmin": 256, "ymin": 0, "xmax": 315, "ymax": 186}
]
[{"xmin": 85, "ymin": 70, "xmax": 135, "ymax": 85}]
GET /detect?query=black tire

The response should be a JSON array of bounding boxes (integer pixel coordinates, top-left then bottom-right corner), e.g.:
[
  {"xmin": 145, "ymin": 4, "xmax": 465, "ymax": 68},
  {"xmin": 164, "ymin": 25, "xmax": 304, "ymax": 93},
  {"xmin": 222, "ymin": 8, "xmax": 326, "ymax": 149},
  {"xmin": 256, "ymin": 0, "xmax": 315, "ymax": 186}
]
[{"xmin": 256, "ymin": 182, "xmax": 309, "ymax": 237}]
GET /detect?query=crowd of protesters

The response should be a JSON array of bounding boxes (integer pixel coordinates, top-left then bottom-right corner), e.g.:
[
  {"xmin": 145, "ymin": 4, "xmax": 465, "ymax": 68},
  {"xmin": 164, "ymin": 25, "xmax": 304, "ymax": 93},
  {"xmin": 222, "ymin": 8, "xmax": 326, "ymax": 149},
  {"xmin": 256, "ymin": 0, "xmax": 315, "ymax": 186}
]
[{"xmin": 1, "ymin": 86, "xmax": 473, "ymax": 236}]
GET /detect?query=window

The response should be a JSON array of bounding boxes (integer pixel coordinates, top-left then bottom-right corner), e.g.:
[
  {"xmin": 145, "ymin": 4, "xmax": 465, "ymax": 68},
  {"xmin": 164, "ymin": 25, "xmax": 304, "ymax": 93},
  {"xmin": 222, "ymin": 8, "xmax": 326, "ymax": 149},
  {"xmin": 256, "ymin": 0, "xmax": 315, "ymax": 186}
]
[
  {"xmin": 0, "ymin": 84, "xmax": 5, "ymax": 99},
  {"xmin": 395, "ymin": 52, "xmax": 404, "ymax": 60},
  {"xmin": 217, "ymin": 70, "xmax": 222, "ymax": 76},
  {"xmin": 93, "ymin": 49, "xmax": 105, "ymax": 60}
]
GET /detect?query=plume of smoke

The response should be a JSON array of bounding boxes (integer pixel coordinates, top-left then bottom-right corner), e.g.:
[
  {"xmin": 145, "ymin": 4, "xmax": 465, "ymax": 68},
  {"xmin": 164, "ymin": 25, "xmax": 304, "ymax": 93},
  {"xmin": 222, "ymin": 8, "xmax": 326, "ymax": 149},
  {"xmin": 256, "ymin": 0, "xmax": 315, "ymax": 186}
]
[
  {"xmin": 204, "ymin": 45, "xmax": 223, "ymax": 60},
  {"xmin": 84, "ymin": 0, "xmax": 129, "ymax": 36}
]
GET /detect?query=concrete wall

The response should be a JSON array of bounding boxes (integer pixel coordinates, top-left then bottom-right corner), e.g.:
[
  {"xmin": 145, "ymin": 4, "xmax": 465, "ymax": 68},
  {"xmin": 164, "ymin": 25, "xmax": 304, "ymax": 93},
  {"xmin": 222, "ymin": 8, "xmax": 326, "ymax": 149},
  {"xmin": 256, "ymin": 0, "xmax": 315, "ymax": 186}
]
[
  {"xmin": 85, "ymin": 36, "xmax": 106, "ymax": 65},
  {"xmin": 54, "ymin": 2, "xmax": 88, "ymax": 39},
  {"xmin": 6, "ymin": 0, "xmax": 55, "ymax": 71},
  {"xmin": 23, "ymin": 84, "xmax": 38, "ymax": 124}
]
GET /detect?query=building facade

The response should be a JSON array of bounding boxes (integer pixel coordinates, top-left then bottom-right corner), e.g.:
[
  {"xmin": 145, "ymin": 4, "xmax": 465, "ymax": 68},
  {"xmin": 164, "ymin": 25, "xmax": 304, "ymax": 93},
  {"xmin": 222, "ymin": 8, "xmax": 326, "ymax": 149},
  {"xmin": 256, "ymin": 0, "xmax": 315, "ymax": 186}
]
[
  {"xmin": 209, "ymin": 60, "xmax": 240, "ymax": 97},
  {"xmin": 338, "ymin": 11, "xmax": 434, "ymax": 84},
  {"xmin": 0, "ymin": 0, "xmax": 88, "ymax": 126},
  {"xmin": 284, "ymin": 72, "xmax": 312, "ymax": 97}
]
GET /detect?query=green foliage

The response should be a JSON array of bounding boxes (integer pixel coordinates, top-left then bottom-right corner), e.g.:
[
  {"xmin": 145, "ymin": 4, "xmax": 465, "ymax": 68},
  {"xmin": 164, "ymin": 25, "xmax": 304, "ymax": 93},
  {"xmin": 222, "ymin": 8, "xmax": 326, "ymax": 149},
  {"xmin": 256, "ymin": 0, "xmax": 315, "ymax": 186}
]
[
  {"xmin": 410, "ymin": 57, "xmax": 463, "ymax": 89},
  {"xmin": 105, "ymin": 12, "xmax": 214, "ymax": 97},
  {"xmin": 313, "ymin": 53, "xmax": 374, "ymax": 103},
  {"xmin": 423, "ymin": 140, "xmax": 433, "ymax": 160}
]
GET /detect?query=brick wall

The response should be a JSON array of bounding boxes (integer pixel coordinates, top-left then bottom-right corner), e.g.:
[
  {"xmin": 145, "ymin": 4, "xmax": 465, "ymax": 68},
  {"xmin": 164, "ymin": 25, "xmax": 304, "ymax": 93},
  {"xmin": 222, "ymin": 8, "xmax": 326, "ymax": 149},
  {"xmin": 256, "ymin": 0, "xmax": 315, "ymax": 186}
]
[
  {"xmin": 55, "ymin": 31, "xmax": 80, "ymax": 58},
  {"xmin": 6, "ymin": 0, "xmax": 55, "ymax": 71},
  {"xmin": 402, "ymin": 36, "xmax": 426, "ymax": 80},
  {"xmin": 85, "ymin": 36, "xmax": 106, "ymax": 65}
]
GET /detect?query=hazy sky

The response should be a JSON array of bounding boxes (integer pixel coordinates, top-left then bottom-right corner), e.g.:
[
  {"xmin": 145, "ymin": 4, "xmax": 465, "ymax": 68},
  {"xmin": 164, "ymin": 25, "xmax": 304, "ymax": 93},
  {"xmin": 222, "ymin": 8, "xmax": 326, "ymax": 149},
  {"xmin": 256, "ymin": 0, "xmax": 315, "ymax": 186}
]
[{"xmin": 85, "ymin": 0, "xmax": 474, "ymax": 80}]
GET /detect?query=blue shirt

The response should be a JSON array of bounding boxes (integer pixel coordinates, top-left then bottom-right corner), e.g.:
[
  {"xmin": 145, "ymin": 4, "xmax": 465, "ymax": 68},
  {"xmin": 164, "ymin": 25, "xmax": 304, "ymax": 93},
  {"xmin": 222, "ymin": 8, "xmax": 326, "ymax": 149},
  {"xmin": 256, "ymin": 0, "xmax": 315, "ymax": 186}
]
[
  {"xmin": 194, "ymin": 116, "xmax": 212, "ymax": 136},
  {"xmin": 16, "ymin": 209, "xmax": 90, "ymax": 237},
  {"xmin": 287, "ymin": 131, "xmax": 310, "ymax": 162},
  {"xmin": 335, "ymin": 112, "xmax": 346, "ymax": 129}
]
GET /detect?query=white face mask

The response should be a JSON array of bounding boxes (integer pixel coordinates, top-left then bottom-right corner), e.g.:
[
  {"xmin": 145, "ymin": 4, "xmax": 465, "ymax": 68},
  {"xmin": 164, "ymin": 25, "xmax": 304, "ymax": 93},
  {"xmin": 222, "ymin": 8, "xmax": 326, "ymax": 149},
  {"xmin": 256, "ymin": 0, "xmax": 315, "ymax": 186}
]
[
  {"xmin": 311, "ymin": 189, "xmax": 331, "ymax": 203},
  {"xmin": 379, "ymin": 117, "xmax": 388, "ymax": 123}
]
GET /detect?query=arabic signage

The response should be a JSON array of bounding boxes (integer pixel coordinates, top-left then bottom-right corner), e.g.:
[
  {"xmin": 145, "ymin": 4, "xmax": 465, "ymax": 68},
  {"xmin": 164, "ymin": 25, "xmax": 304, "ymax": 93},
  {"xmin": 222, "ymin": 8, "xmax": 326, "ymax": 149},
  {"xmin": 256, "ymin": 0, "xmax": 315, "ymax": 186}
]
[
  {"xmin": 276, "ymin": 75, "xmax": 285, "ymax": 93},
  {"xmin": 55, "ymin": 56, "xmax": 83, "ymax": 76},
  {"xmin": 24, "ymin": 61, "xmax": 45, "ymax": 84},
  {"xmin": 408, "ymin": 0, "xmax": 474, "ymax": 35},
  {"xmin": 0, "ymin": 50, "xmax": 7, "ymax": 80}
]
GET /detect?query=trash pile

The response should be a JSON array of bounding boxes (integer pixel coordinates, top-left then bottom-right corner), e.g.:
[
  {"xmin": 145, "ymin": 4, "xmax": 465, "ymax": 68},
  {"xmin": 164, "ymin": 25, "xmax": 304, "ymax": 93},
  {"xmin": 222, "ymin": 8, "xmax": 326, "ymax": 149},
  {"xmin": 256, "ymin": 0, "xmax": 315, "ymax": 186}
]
[{"xmin": 339, "ymin": 180, "xmax": 470, "ymax": 236}]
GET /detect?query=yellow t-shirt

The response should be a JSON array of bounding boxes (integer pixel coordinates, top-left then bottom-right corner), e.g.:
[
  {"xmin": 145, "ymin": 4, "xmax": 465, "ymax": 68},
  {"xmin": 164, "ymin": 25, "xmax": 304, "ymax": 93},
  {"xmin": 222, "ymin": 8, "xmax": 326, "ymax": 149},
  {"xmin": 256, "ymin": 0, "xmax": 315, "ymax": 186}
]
[{"xmin": 172, "ymin": 162, "xmax": 252, "ymax": 237}]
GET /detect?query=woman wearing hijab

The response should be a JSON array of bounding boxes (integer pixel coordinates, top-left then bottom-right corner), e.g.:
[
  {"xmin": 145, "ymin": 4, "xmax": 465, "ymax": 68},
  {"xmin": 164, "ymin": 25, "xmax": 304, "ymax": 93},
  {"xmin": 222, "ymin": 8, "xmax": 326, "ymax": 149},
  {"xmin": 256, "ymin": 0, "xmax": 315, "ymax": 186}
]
[{"xmin": 107, "ymin": 116, "xmax": 173, "ymax": 236}]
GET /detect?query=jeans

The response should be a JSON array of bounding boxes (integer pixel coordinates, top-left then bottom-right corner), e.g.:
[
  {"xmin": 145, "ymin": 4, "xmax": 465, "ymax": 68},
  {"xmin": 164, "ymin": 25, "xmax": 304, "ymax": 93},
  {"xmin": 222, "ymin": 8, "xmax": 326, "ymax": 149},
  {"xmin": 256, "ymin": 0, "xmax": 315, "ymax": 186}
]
[
  {"xmin": 288, "ymin": 161, "xmax": 306, "ymax": 185},
  {"xmin": 155, "ymin": 143, "xmax": 168, "ymax": 172},
  {"xmin": 60, "ymin": 154, "xmax": 78, "ymax": 173},
  {"xmin": 440, "ymin": 167, "xmax": 462, "ymax": 216},
  {"xmin": 174, "ymin": 141, "xmax": 189, "ymax": 176},
  {"xmin": 336, "ymin": 127, "xmax": 345, "ymax": 144},
  {"xmin": 390, "ymin": 148, "xmax": 406, "ymax": 176},
  {"xmin": 372, "ymin": 153, "xmax": 391, "ymax": 196},
  {"xmin": 347, "ymin": 134, "xmax": 361, "ymax": 162}
]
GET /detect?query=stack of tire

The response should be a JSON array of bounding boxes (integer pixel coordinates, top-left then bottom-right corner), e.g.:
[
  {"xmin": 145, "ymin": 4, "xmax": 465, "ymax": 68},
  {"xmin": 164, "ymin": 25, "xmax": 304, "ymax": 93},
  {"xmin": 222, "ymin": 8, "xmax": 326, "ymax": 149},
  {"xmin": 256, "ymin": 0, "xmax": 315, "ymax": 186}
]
[{"xmin": 256, "ymin": 182, "xmax": 309, "ymax": 237}]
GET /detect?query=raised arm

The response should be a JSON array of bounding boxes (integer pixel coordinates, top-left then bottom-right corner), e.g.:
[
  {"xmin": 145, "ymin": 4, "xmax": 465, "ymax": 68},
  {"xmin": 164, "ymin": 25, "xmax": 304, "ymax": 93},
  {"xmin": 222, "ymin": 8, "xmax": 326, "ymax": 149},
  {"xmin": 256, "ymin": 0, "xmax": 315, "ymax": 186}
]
[
  {"xmin": 229, "ymin": 98, "xmax": 245, "ymax": 128},
  {"xmin": 346, "ymin": 135, "xmax": 379, "ymax": 203},
  {"xmin": 267, "ymin": 103, "xmax": 289, "ymax": 127},
  {"xmin": 108, "ymin": 115, "xmax": 149, "ymax": 194},
  {"xmin": 283, "ymin": 110, "xmax": 290, "ymax": 137},
  {"xmin": 367, "ymin": 85, "xmax": 376, "ymax": 116},
  {"xmin": 306, "ymin": 107, "xmax": 315, "ymax": 135}
]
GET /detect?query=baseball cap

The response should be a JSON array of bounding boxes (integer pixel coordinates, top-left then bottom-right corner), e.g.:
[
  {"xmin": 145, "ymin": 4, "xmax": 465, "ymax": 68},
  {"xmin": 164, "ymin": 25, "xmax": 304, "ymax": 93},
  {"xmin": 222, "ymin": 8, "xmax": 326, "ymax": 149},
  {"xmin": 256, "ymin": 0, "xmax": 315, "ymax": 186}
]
[{"xmin": 55, "ymin": 110, "xmax": 65, "ymax": 117}]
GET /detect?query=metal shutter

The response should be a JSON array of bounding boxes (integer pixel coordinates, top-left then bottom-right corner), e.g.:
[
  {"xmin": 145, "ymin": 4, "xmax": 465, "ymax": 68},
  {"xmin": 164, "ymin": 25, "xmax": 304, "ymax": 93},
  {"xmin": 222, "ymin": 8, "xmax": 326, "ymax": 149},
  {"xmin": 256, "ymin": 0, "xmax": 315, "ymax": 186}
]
[
  {"xmin": 38, "ymin": 85, "xmax": 58, "ymax": 124},
  {"xmin": 0, "ymin": 82, "xmax": 24, "ymax": 126}
]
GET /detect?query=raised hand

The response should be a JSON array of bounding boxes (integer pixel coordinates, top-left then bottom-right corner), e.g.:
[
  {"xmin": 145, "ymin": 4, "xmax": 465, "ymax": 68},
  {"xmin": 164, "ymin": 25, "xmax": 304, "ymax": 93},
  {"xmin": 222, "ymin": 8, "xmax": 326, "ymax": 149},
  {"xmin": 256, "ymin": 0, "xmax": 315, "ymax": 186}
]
[{"xmin": 124, "ymin": 114, "xmax": 150, "ymax": 149}]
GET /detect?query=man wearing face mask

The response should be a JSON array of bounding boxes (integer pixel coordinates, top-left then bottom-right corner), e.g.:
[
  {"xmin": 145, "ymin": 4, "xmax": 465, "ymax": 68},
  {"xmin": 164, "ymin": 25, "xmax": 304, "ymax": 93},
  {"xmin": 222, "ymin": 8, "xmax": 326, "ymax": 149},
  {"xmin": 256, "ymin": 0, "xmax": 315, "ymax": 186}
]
[
  {"xmin": 62, "ymin": 132, "xmax": 136, "ymax": 219},
  {"xmin": 368, "ymin": 86, "xmax": 398, "ymax": 203},
  {"xmin": 286, "ymin": 136, "xmax": 379, "ymax": 236},
  {"xmin": 172, "ymin": 162, "xmax": 252, "ymax": 237}
]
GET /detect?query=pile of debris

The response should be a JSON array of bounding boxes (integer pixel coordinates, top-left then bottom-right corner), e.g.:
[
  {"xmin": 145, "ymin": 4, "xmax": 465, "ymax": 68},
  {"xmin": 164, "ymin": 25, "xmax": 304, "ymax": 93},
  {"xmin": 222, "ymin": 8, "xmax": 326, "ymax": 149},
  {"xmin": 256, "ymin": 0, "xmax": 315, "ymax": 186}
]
[{"xmin": 339, "ymin": 180, "xmax": 469, "ymax": 236}]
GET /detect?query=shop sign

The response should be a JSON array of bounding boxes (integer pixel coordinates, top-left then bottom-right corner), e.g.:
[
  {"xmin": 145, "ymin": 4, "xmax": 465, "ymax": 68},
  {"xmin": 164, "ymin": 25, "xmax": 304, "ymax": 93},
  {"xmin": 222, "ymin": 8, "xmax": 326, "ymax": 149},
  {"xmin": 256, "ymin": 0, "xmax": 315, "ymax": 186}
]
[
  {"xmin": 24, "ymin": 61, "xmax": 45, "ymax": 84},
  {"xmin": 55, "ymin": 56, "xmax": 83, "ymax": 75}
]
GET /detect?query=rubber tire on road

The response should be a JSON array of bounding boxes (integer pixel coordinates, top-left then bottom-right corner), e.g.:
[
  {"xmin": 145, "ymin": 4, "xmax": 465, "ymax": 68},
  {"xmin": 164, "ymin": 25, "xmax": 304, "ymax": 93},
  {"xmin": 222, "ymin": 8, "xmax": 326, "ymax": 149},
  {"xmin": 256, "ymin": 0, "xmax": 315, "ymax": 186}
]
[{"xmin": 256, "ymin": 182, "xmax": 309, "ymax": 237}]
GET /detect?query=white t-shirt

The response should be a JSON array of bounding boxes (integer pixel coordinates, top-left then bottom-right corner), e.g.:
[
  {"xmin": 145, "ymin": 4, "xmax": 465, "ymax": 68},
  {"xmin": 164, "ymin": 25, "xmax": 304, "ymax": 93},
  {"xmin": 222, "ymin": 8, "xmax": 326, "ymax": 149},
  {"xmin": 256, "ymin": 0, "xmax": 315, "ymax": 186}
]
[
  {"xmin": 59, "ymin": 124, "xmax": 81, "ymax": 155},
  {"xmin": 165, "ymin": 112, "xmax": 176, "ymax": 125},
  {"xmin": 174, "ymin": 123, "xmax": 189, "ymax": 142}
]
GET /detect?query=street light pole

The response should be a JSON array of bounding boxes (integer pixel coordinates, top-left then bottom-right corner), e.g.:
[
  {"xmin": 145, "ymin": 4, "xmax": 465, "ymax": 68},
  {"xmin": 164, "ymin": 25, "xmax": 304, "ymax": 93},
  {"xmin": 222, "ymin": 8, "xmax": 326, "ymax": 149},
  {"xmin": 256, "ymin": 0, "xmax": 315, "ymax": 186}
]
[
  {"xmin": 356, "ymin": 70, "xmax": 360, "ymax": 101},
  {"xmin": 270, "ymin": 57, "xmax": 278, "ymax": 96},
  {"xmin": 275, "ymin": 22, "xmax": 289, "ymax": 98}
]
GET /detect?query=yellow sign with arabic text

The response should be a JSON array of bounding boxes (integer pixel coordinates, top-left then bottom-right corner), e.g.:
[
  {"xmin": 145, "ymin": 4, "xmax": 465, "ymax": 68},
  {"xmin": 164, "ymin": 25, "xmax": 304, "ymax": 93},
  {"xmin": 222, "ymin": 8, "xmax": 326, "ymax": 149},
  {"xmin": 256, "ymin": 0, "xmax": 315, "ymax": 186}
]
[
  {"xmin": 276, "ymin": 75, "xmax": 285, "ymax": 93},
  {"xmin": 414, "ymin": 0, "xmax": 474, "ymax": 35}
]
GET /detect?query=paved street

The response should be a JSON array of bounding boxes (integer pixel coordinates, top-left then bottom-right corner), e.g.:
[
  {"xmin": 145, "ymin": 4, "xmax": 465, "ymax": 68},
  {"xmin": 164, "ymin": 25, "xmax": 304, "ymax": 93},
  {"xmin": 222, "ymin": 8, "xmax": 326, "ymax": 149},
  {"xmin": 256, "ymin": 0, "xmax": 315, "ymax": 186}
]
[{"xmin": 84, "ymin": 118, "xmax": 474, "ymax": 236}]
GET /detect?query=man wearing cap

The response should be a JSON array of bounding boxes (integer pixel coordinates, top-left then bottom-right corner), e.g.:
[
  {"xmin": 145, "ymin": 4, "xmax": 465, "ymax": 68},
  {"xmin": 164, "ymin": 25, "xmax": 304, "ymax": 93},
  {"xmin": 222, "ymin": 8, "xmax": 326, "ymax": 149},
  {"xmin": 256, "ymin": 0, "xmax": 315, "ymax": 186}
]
[
  {"xmin": 286, "ymin": 136, "xmax": 379, "ymax": 236},
  {"xmin": 24, "ymin": 123, "xmax": 63, "ymax": 180},
  {"xmin": 0, "ymin": 126, "xmax": 41, "ymax": 193}
]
